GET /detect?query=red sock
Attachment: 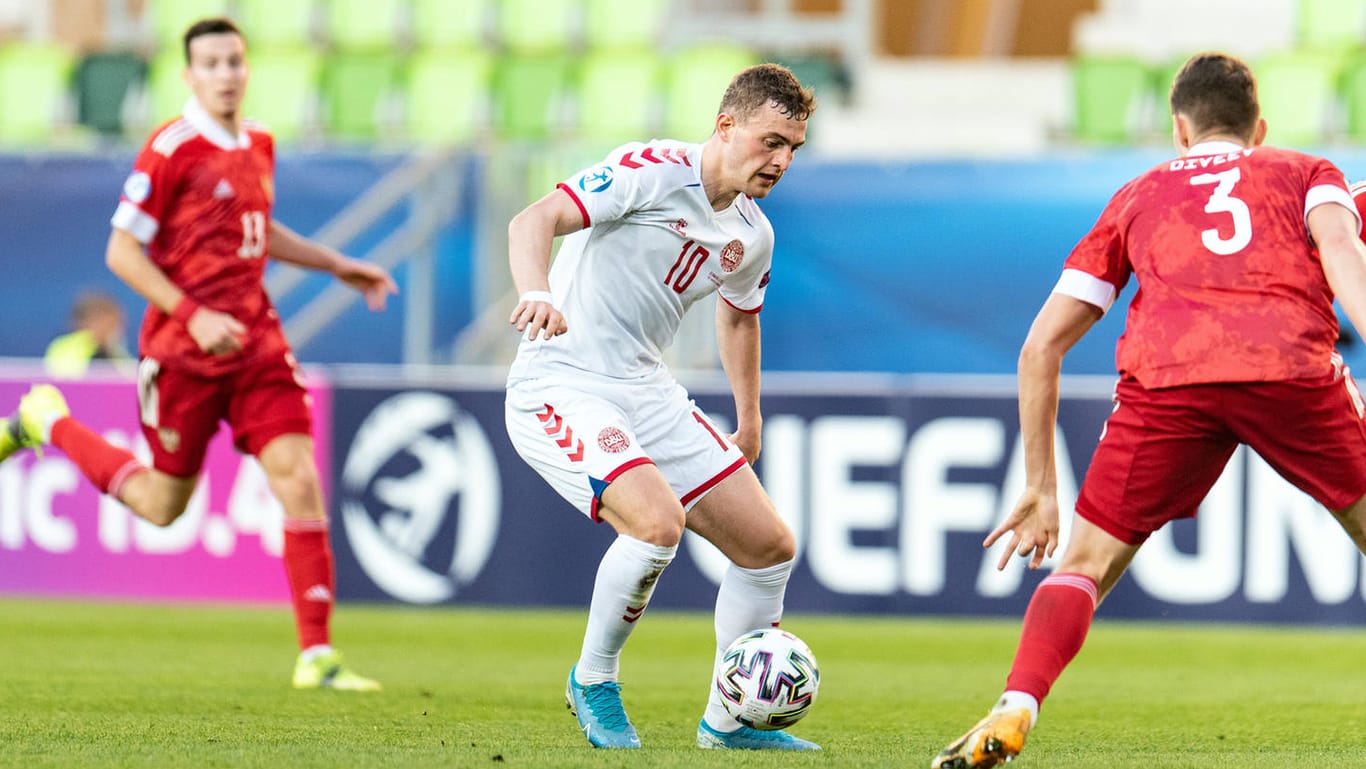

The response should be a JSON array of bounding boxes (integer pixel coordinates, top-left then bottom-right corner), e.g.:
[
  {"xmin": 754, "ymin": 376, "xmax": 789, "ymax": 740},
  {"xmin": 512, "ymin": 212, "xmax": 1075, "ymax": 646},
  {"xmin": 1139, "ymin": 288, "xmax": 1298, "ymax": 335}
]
[
  {"xmin": 283, "ymin": 519, "xmax": 335, "ymax": 650},
  {"xmin": 1004, "ymin": 573, "xmax": 1098, "ymax": 703},
  {"xmin": 50, "ymin": 416, "xmax": 146, "ymax": 496}
]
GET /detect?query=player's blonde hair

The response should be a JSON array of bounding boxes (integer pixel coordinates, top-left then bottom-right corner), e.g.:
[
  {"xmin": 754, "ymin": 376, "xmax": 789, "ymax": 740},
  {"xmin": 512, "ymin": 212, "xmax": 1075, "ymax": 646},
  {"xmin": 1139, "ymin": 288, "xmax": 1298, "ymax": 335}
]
[{"xmin": 718, "ymin": 63, "xmax": 817, "ymax": 123}]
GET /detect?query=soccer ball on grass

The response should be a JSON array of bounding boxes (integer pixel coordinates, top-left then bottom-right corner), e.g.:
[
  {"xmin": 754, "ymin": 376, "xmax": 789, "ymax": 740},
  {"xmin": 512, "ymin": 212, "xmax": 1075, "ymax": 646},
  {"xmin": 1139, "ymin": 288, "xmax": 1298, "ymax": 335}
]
[{"xmin": 714, "ymin": 627, "xmax": 819, "ymax": 730}]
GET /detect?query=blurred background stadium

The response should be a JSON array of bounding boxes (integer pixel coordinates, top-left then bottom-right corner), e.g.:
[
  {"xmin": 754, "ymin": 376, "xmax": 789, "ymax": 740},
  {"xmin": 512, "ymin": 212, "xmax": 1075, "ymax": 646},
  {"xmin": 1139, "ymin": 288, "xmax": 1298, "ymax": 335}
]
[{"xmin": 5, "ymin": 0, "xmax": 1366, "ymax": 625}]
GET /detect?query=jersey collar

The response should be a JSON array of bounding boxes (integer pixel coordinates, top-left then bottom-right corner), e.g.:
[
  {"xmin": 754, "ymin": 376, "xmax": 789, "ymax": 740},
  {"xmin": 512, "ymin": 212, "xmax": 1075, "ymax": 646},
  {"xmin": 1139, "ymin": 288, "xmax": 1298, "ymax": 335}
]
[
  {"xmin": 1186, "ymin": 140, "xmax": 1245, "ymax": 157},
  {"xmin": 182, "ymin": 97, "xmax": 252, "ymax": 150}
]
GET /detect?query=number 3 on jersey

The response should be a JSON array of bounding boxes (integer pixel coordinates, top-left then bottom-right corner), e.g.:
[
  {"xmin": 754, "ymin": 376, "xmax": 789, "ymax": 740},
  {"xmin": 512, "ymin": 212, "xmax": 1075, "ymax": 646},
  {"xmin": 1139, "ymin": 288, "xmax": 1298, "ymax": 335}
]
[
  {"xmin": 238, "ymin": 210, "xmax": 267, "ymax": 258},
  {"xmin": 1190, "ymin": 167, "xmax": 1252, "ymax": 255}
]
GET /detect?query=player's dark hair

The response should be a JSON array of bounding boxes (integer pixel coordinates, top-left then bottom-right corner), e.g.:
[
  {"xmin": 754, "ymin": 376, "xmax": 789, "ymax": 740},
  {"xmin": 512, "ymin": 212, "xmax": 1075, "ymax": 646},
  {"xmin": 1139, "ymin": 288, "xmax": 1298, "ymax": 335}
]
[
  {"xmin": 718, "ymin": 63, "xmax": 817, "ymax": 123},
  {"xmin": 183, "ymin": 17, "xmax": 244, "ymax": 65},
  {"xmin": 1169, "ymin": 53, "xmax": 1260, "ymax": 141}
]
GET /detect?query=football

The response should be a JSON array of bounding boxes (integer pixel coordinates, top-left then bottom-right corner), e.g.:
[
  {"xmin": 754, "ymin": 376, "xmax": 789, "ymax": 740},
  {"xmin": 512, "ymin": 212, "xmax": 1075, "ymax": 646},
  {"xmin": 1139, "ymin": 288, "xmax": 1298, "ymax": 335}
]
[{"xmin": 714, "ymin": 627, "xmax": 820, "ymax": 730}]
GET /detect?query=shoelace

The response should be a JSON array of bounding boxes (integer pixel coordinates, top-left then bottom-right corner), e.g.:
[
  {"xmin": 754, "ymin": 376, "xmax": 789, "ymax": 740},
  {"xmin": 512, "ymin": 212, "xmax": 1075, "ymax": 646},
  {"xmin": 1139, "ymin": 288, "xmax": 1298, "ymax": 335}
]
[{"xmin": 582, "ymin": 682, "xmax": 630, "ymax": 730}]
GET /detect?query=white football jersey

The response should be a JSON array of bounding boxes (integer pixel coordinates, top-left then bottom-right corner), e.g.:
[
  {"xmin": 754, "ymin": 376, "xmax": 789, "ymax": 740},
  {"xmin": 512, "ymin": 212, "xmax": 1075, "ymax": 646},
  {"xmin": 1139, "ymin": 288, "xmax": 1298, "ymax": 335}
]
[{"xmin": 509, "ymin": 140, "xmax": 774, "ymax": 380}]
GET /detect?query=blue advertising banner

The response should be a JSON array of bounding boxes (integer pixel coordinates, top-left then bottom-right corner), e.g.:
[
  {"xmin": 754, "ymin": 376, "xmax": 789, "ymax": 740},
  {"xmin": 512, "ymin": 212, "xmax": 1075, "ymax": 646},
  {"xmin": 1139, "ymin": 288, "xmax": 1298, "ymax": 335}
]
[{"xmin": 328, "ymin": 371, "xmax": 1366, "ymax": 625}]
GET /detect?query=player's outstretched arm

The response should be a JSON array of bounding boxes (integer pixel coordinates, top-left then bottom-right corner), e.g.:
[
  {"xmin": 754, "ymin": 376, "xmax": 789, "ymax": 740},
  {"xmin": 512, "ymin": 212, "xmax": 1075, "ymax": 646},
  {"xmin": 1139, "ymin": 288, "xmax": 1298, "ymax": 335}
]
[
  {"xmin": 507, "ymin": 189, "xmax": 584, "ymax": 340},
  {"xmin": 106, "ymin": 227, "xmax": 245, "ymax": 355},
  {"xmin": 1314, "ymin": 203, "xmax": 1366, "ymax": 338},
  {"xmin": 995, "ymin": 292, "xmax": 1103, "ymax": 570},
  {"xmin": 266, "ymin": 219, "xmax": 398, "ymax": 311},
  {"xmin": 716, "ymin": 301, "xmax": 762, "ymax": 463}
]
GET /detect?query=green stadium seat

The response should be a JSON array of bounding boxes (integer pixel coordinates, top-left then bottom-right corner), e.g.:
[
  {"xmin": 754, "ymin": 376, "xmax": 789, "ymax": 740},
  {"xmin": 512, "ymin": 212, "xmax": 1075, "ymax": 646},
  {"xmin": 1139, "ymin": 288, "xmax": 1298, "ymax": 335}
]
[
  {"xmin": 321, "ymin": 52, "xmax": 400, "ymax": 141},
  {"xmin": 1256, "ymin": 50, "xmax": 1341, "ymax": 148},
  {"xmin": 496, "ymin": 0, "xmax": 577, "ymax": 54},
  {"xmin": 1297, "ymin": 0, "xmax": 1366, "ymax": 53},
  {"xmin": 412, "ymin": 0, "xmax": 490, "ymax": 49},
  {"xmin": 0, "ymin": 43, "xmax": 76, "ymax": 144},
  {"xmin": 1341, "ymin": 53, "xmax": 1366, "ymax": 141},
  {"xmin": 149, "ymin": 0, "xmax": 231, "ymax": 51},
  {"xmin": 237, "ymin": 0, "xmax": 316, "ymax": 50},
  {"xmin": 74, "ymin": 51, "xmax": 146, "ymax": 137},
  {"xmin": 582, "ymin": 0, "xmax": 666, "ymax": 50},
  {"xmin": 325, "ymin": 0, "xmax": 404, "ymax": 52},
  {"xmin": 146, "ymin": 48, "xmax": 189, "ymax": 126},
  {"xmin": 492, "ymin": 53, "xmax": 571, "ymax": 140},
  {"xmin": 663, "ymin": 42, "xmax": 758, "ymax": 140},
  {"xmin": 403, "ymin": 49, "xmax": 493, "ymax": 145},
  {"xmin": 1069, "ymin": 55, "xmax": 1154, "ymax": 144},
  {"xmin": 575, "ymin": 49, "xmax": 660, "ymax": 143},
  {"xmin": 241, "ymin": 47, "xmax": 322, "ymax": 143}
]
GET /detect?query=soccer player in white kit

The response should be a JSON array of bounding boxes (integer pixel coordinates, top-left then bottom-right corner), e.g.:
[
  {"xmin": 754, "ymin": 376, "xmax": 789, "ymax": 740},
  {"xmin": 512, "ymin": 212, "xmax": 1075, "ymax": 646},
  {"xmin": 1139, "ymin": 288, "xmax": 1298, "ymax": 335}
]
[{"xmin": 504, "ymin": 64, "xmax": 818, "ymax": 751}]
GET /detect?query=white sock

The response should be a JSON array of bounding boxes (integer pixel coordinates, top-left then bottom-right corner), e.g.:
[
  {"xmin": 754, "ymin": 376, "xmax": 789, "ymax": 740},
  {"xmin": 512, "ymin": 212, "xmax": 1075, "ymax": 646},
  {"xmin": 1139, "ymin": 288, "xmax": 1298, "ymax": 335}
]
[
  {"xmin": 995, "ymin": 690, "xmax": 1040, "ymax": 727},
  {"xmin": 574, "ymin": 534, "xmax": 676, "ymax": 685},
  {"xmin": 702, "ymin": 559, "xmax": 794, "ymax": 732},
  {"xmin": 300, "ymin": 644, "xmax": 333, "ymax": 663}
]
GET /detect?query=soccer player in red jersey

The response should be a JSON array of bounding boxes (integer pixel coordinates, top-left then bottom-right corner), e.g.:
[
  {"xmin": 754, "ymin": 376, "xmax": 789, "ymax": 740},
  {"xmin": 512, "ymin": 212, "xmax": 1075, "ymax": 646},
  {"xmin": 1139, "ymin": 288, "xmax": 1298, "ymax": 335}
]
[
  {"xmin": 933, "ymin": 53, "xmax": 1366, "ymax": 768},
  {"xmin": 0, "ymin": 18, "xmax": 397, "ymax": 690}
]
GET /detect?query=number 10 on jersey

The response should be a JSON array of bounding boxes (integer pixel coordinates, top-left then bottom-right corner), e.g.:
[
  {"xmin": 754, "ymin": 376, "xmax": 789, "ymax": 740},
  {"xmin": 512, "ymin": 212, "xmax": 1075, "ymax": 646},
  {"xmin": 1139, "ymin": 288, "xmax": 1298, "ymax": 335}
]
[{"xmin": 666, "ymin": 240, "xmax": 710, "ymax": 293}]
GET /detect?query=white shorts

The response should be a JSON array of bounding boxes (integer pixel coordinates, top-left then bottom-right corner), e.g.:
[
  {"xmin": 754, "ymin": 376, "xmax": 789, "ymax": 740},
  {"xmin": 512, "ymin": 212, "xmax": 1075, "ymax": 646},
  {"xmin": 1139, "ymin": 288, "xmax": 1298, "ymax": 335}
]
[{"xmin": 505, "ymin": 369, "xmax": 748, "ymax": 520}]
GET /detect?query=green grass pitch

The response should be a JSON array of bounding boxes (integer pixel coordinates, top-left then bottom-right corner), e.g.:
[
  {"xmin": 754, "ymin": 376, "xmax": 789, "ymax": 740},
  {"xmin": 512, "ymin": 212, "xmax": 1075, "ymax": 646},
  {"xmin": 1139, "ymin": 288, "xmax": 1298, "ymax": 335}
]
[{"xmin": 2, "ymin": 597, "xmax": 1365, "ymax": 768}]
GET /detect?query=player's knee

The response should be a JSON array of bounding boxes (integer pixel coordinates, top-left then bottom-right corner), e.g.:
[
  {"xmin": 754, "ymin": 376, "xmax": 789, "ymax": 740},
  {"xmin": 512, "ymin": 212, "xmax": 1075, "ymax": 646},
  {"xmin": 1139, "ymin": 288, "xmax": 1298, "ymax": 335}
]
[
  {"xmin": 270, "ymin": 462, "xmax": 322, "ymax": 512},
  {"xmin": 635, "ymin": 511, "xmax": 686, "ymax": 547}
]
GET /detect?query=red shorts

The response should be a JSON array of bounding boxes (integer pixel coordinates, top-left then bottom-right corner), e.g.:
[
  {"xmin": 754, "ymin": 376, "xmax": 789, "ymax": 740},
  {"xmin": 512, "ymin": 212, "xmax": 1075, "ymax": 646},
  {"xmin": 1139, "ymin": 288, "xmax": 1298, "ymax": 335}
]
[
  {"xmin": 136, "ymin": 351, "xmax": 313, "ymax": 477},
  {"xmin": 1077, "ymin": 370, "xmax": 1366, "ymax": 545}
]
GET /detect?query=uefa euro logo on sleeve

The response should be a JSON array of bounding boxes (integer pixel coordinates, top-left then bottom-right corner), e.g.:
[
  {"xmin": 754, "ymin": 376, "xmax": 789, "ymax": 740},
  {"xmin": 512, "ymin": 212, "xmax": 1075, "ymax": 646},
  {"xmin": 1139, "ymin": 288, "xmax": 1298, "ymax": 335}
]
[{"xmin": 578, "ymin": 166, "xmax": 614, "ymax": 193}]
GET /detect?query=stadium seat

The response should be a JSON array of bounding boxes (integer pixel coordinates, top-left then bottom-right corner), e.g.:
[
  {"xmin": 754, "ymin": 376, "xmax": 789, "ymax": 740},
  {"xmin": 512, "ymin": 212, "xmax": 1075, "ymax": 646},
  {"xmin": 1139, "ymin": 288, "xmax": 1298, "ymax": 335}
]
[
  {"xmin": 241, "ymin": 47, "xmax": 322, "ymax": 143},
  {"xmin": 411, "ymin": 0, "xmax": 490, "ymax": 49},
  {"xmin": 321, "ymin": 52, "xmax": 401, "ymax": 141},
  {"xmin": 1069, "ymin": 54, "xmax": 1154, "ymax": 144},
  {"xmin": 74, "ymin": 51, "xmax": 146, "ymax": 137},
  {"xmin": 663, "ymin": 42, "xmax": 759, "ymax": 140},
  {"xmin": 145, "ymin": 48, "xmax": 189, "ymax": 126},
  {"xmin": 1297, "ymin": 0, "xmax": 1366, "ymax": 53},
  {"xmin": 582, "ymin": 0, "xmax": 666, "ymax": 50},
  {"xmin": 325, "ymin": 0, "xmax": 404, "ymax": 52},
  {"xmin": 1255, "ymin": 50, "xmax": 1341, "ymax": 148},
  {"xmin": 492, "ymin": 53, "xmax": 571, "ymax": 140},
  {"xmin": 574, "ymin": 49, "xmax": 660, "ymax": 143},
  {"xmin": 149, "ymin": 0, "xmax": 230, "ymax": 51},
  {"xmin": 403, "ymin": 49, "xmax": 493, "ymax": 145},
  {"xmin": 496, "ymin": 0, "xmax": 577, "ymax": 54},
  {"xmin": 0, "ymin": 43, "xmax": 76, "ymax": 144},
  {"xmin": 236, "ymin": 0, "xmax": 316, "ymax": 50},
  {"xmin": 1341, "ymin": 53, "xmax": 1366, "ymax": 141}
]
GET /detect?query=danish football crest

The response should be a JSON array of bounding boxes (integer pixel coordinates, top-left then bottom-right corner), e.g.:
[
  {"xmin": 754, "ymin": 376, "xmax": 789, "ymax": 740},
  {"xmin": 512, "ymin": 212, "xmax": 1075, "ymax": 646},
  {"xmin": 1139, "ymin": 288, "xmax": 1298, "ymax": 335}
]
[
  {"xmin": 720, "ymin": 239, "xmax": 744, "ymax": 272},
  {"xmin": 597, "ymin": 427, "xmax": 630, "ymax": 453}
]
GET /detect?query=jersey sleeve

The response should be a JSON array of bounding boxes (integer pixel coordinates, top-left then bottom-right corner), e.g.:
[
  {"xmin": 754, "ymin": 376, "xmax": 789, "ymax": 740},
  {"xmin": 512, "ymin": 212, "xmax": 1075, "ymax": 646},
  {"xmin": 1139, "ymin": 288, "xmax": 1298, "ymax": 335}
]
[
  {"xmin": 109, "ymin": 138, "xmax": 180, "ymax": 244},
  {"xmin": 717, "ymin": 216, "xmax": 773, "ymax": 313},
  {"xmin": 555, "ymin": 143, "xmax": 665, "ymax": 229},
  {"xmin": 1054, "ymin": 183, "xmax": 1136, "ymax": 312}
]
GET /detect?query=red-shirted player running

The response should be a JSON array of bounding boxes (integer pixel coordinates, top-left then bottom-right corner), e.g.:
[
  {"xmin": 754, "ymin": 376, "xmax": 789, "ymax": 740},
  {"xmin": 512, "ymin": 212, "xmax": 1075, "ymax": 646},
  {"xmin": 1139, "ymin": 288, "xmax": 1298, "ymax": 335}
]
[
  {"xmin": 0, "ymin": 18, "xmax": 397, "ymax": 690},
  {"xmin": 932, "ymin": 53, "xmax": 1366, "ymax": 768}
]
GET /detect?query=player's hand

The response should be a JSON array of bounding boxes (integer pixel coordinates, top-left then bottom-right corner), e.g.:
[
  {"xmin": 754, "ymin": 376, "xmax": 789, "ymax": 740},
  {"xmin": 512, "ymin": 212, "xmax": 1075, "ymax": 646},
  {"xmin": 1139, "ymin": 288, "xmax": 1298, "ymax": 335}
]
[
  {"xmin": 186, "ymin": 307, "xmax": 246, "ymax": 356},
  {"xmin": 509, "ymin": 294, "xmax": 567, "ymax": 340},
  {"xmin": 729, "ymin": 423, "xmax": 762, "ymax": 464},
  {"xmin": 985, "ymin": 487, "xmax": 1060, "ymax": 571},
  {"xmin": 335, "ymin": 258, "xmax": 398, "ymax": 311}
]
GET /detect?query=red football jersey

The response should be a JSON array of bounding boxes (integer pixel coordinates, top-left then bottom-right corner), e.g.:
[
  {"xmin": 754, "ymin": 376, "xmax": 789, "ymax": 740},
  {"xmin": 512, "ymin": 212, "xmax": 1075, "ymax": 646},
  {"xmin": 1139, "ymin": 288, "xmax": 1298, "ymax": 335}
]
[
  {"xmin": 1061, "ymin": 142, "xmax": 1356, "ymax": 388},
  {"xmin": 110, "ymin": 99, "xmax": 289, "ymax": 378}
]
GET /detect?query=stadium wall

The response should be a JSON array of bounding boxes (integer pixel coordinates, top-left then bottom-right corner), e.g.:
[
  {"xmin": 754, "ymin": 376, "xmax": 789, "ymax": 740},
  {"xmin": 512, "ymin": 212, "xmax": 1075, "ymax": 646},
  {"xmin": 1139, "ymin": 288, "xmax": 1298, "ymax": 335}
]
[
  {"xmin": 4, "ymin": 366, "xmax": 1366, "ymax": 626},
  {"xmin": 24, "ymin": 148, "xmax": 1366, "ymax": 375}
]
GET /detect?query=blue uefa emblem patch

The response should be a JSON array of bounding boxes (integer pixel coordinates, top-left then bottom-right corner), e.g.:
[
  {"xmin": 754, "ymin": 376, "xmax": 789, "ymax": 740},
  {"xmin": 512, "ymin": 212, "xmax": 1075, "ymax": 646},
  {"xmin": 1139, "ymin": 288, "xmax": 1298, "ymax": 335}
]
[{"xmin": 578, "ymin": 165, "xmax": 614, "ymax": 193}]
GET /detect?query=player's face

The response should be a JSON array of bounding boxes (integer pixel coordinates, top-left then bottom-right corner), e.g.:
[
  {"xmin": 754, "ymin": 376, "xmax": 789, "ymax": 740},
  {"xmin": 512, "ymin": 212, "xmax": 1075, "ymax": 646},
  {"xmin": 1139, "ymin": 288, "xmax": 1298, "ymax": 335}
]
[
  {"xmin": 184, "ymin": 33, "xmax": 248, "ymax": 120},
  {"xmin": 723, "ymin": 101, "xmax": 807, "ymax": 199}
]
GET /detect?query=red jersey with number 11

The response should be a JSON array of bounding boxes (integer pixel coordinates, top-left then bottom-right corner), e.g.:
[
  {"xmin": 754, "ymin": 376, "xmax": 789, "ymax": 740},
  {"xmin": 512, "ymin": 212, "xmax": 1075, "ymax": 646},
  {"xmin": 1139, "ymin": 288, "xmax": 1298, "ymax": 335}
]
[
  {"xmin": 1060, "ymin": 142, "xmax": 1357, "ymax": 389},
  {"xmin": 110, "ymin": 98, "xmax": 289, "ymax": 378}
]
